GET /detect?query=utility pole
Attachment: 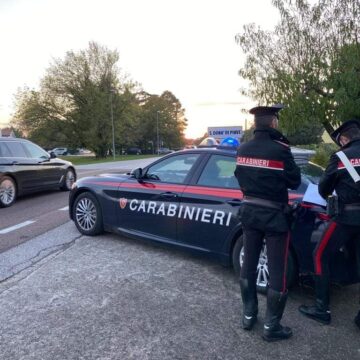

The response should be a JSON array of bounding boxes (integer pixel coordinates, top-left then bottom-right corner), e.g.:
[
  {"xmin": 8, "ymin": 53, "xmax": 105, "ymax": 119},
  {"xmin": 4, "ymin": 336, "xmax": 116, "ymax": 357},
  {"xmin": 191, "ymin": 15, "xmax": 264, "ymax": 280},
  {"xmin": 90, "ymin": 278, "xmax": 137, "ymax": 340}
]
[
  {"xmin": 156, "ymin": 110, "xmax": 160, "ymax": 155},
  {"xmin": 110, "ymin": 89, "xmax": 116, "ymax": 160}
]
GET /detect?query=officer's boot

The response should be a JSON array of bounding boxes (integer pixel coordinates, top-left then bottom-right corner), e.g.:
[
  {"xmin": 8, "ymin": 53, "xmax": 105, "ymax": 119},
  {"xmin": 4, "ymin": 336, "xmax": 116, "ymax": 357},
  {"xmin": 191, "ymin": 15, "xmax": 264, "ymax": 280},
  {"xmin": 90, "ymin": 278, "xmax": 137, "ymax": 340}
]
[
  {"xmin": 354, "ymin": 310, "xmax": 360, "ymax": 330},
  {"xmin": 239, "ymin": 278, "xmax": 258, "ymax": 330},
  {"xmin": 298, "ymin": 275, "xmax": 331, "ymax": 324},
  {"xmin": 262, "ymin": 288, "xmax": 292, "ymax": 342}
]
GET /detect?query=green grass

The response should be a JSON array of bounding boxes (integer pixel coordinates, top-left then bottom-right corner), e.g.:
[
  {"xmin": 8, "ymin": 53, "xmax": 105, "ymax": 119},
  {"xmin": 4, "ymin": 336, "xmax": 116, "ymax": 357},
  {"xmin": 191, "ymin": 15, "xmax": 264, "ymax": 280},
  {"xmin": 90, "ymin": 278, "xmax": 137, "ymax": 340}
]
[{"xmin": 59, "ymin": 154, "xmax": 159, "ymax": 165}]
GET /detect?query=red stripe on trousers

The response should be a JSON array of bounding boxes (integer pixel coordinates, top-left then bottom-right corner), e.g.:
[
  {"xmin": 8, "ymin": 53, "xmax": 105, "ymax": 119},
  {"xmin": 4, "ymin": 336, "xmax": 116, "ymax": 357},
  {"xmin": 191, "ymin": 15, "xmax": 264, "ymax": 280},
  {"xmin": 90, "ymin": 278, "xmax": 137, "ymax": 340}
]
[
  {"xmin": 315, "ymin": 222, "xmax": 337, "ymax": 275},
  {"xmin": 282, "ymin": 232, "xmax": 290, "ymax": 292}
]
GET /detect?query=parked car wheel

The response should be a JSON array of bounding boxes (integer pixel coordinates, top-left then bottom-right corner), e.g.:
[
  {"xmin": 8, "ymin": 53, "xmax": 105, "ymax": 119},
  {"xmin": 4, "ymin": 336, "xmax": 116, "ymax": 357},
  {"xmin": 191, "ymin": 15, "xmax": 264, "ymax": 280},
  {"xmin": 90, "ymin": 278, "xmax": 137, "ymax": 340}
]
[
  {"xmin": 73, "ymin": 192, "xmax": 103, "ymax": 236},
  {"xmin": 60, "ymin": 168, "xmax": 76, "ymax": 191},
  {"xmin": 0, "ymin": 176, "xmax": 17, "ymax": 208},
  {"xmin": 232, "ymin": 235, "xmax": 297, "ymax": 294}
]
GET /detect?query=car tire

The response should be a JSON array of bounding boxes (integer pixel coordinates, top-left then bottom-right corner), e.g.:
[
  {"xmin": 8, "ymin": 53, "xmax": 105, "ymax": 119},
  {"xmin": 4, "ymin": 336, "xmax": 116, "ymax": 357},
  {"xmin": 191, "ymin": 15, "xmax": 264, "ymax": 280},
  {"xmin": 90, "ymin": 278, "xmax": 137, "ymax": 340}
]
[
  {"xmin": 232, "ymin": 234, "xmax": 297, "ymax": 294},
  {"xmin": 73, "ymin": 192, "xmax": 104, "ymax": 236},
  {"xmin": 0, "ymin": 176, "xmax": 17, "ymax": 208},
  {"xmin": 60, "ymin": 168, "xmax": 76, "ymax": 191}
]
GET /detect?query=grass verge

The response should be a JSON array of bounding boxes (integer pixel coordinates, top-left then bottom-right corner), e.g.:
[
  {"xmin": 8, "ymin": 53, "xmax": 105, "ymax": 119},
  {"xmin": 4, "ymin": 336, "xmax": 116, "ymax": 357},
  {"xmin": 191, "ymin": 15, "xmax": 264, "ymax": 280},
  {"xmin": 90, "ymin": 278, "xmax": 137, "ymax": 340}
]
[{"xmin": 59, "ymin": 154, "xmax": 159, "ymax": 165}]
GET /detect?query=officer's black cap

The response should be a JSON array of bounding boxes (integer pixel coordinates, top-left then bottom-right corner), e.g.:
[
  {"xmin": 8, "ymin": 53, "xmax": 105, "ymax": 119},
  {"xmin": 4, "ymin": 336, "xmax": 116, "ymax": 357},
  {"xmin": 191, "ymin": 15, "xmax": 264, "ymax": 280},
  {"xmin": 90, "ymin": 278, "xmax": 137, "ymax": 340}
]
[
  {"xmin": 331, "ymin": 119, "xmax": 360, "ymax": 145},
  {"xmin": 249, "ymin": 104, "xmax": 285, "ymax": 119}
]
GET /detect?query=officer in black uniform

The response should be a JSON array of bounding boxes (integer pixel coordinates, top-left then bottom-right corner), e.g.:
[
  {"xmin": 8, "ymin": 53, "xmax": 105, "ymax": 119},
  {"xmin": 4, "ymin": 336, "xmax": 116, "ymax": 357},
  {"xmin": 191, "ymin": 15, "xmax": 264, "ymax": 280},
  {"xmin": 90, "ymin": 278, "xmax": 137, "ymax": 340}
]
[
  {"xmin": 299, "ymin": 119, "xmax": 360, "ymax": 330},
  {"xmin": 234, "ymin": 104, "xmax": 301, "ymax": 342}
]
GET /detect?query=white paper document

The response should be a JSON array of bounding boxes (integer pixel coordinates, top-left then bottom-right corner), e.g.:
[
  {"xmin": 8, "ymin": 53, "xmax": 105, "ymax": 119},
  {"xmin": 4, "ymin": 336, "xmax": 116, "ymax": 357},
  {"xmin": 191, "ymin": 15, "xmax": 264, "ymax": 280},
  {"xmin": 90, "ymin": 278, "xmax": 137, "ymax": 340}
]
[{"xmin": 302, "ymin": 183, "xmax": 327, "ymax": 207}]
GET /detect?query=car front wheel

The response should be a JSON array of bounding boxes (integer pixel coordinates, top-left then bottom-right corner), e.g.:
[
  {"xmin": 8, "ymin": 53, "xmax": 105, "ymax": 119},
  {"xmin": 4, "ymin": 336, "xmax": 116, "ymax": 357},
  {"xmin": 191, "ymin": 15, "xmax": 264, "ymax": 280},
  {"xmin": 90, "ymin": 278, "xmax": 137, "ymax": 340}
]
[
  {"xmin": 0, "ymin": 176, "xmax": 17, "ymax": 208},
  {"xmin": 73, "ymin": 192, "xmax": 103, "ymax": 236},
  {"xmin": 232, "ymin": 235, "xmax": 297, "ymax": 294}
]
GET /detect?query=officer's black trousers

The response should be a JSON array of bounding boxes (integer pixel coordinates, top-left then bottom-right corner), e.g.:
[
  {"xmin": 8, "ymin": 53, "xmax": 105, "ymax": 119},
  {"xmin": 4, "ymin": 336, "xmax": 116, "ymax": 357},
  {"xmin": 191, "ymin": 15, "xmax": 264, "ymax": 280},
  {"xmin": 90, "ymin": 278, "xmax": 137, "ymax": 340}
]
[
  {"xmin": 313, "ymin": 221, "xmax": 360, "ymax": 276},
  {"xmin": 241, "ymin": 227, "xmax": 290, "ymax": 292}
]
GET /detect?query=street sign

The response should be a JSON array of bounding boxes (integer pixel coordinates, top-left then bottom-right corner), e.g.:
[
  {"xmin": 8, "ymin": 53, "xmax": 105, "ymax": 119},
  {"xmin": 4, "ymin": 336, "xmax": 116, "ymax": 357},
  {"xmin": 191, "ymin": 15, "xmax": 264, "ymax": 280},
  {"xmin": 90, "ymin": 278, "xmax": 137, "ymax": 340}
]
[{"xmin": 208, "ymin": 126, "xmax": 243, "ymax": 140}]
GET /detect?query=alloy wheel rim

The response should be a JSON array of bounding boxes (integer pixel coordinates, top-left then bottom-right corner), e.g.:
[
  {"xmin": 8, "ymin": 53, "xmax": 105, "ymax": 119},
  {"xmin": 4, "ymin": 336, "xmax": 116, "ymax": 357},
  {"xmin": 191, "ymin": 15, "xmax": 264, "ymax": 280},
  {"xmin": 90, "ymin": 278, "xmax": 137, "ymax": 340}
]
[
  {"xmin": 239, "ymin": 243, "xmax": 269, "ymax": 289},
  {"xmin": 66, "ymin": 170, "xmax": 75, "ymax": 189},
  {"xmin": 75, "ymin": 198, "xmax": 97, "ymax": 231},
  {"xmin": 0, "ymin": 179, "xmax": 15, "ymax": 205}
]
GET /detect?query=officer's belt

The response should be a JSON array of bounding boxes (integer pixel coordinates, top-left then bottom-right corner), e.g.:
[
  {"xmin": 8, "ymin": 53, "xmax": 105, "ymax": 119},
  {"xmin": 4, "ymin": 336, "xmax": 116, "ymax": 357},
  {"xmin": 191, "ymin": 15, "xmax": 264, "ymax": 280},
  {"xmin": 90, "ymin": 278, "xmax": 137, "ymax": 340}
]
[
  {"xmin": 344, "ymin": 203, "xmax": 360, "ymax": 211},
  {"xmin": 243, "ymin": 196, "xmax": 285, "ymax": 210}
]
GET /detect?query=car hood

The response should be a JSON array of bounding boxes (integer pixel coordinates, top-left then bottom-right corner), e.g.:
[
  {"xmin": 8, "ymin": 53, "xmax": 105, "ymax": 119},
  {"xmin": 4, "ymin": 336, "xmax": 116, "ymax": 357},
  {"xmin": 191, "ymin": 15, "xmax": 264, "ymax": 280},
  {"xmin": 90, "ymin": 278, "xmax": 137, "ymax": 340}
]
[{"xmin": 76, "ymin": 173, "xmax": 131, "ymax": 187}]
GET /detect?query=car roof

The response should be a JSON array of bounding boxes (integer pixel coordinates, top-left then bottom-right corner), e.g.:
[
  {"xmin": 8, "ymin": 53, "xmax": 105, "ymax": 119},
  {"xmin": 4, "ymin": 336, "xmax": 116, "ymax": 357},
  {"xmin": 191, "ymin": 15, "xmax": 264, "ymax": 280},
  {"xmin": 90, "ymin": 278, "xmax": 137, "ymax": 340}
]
[
  {"xmin": 178, "ymin": 147, "xmax": 237, "ymax": 156},
  {"xmin": 0, "ymin": 137, "xmax": 29, "ymax": 142},
  {"xmin": 179, "ymin": 145, "xmax": 315, "ymax": 165}
]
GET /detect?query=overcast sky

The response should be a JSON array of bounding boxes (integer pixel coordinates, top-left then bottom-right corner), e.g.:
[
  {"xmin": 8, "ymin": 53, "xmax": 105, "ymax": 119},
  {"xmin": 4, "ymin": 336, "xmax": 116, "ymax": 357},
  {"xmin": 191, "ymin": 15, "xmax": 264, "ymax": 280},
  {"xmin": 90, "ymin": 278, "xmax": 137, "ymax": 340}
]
[{"xmin": 0, "ymin": 0, "xmax": 279, "ymax": 138}]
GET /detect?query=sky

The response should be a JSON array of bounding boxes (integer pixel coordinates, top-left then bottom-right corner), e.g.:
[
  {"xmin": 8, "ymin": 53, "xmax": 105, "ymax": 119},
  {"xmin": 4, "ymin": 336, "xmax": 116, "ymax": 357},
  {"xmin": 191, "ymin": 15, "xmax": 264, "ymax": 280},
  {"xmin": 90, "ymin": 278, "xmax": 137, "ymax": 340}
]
[{"xmin": 0, "ymin": 0, "xmax": 279, "ymax": 138}]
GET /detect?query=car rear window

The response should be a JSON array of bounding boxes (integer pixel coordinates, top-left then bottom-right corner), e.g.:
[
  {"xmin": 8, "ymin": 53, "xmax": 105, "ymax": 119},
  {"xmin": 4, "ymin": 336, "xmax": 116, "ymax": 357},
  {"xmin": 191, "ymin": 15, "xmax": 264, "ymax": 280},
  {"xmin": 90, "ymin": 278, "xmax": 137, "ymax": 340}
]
[
  {"xmin": 0, "ymin": 142, "xmax": 12, "ymax": 157},
  {"xmin": 1, "ymin": 141, "xmax": 27, "ymax": 158}
]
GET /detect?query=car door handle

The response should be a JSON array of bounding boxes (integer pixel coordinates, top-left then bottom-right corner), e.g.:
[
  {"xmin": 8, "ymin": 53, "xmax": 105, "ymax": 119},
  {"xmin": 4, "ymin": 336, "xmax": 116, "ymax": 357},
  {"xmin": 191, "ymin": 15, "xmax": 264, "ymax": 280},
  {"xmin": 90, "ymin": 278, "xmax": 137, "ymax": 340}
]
[
  {"xmin": 11, "ymin": 161, "xmax": 18, "ymax": 165},
  {"xmin": 226, "ymin": 199, "xmax": 242, "ymax": 206},
  {"xmin": 160, "ymin": 192, "xmax": 178, "ymax": 199}
]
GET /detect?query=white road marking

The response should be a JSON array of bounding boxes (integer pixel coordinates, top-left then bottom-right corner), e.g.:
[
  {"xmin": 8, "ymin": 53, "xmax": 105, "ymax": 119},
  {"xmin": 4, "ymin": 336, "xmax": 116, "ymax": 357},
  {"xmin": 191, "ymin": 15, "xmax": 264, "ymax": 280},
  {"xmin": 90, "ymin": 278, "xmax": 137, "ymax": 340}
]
[
  {"xmin": 0, "ymin": 220, "xmax": 36, "ymax": 234},
  {"xmin": 59, "ymin": 206, "xmax": 69, "ymax": 211}
]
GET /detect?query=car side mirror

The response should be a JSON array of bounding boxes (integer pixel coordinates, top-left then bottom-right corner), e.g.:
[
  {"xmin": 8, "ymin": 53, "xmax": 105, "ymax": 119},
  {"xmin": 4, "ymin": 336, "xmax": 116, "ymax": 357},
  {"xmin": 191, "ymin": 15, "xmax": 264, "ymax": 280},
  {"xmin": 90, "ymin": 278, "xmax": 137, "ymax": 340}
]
[
  {"xmin": 49, "ymin": 151, "xmax": 57, "ymax": 159},
  {"xmin": 132, "ymin": 168, "xmax": 143, "ymax": 180}
]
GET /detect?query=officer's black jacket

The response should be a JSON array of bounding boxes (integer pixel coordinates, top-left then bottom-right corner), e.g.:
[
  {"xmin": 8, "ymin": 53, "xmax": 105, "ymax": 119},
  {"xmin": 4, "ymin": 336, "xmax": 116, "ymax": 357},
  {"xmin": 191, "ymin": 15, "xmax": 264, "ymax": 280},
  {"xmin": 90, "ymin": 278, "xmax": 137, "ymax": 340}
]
[
  {"xmin": 234, "ymin": 128, "xmax": 301, "ymax": 233},
  {"xmin": 234, "ymin": 128, "xmax": 301, "ymax": 203},
  {"xmin": 319, "ymin": 138, "xmax": 360, "ymax": 225}
]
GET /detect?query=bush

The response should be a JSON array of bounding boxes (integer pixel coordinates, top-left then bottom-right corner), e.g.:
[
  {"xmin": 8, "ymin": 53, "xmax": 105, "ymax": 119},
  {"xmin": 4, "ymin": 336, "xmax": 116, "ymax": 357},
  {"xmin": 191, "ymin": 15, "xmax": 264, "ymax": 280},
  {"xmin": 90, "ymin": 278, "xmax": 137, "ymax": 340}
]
[{"xmin": 301, "ymin": 143, "xmax": 338, "ymax": 167}]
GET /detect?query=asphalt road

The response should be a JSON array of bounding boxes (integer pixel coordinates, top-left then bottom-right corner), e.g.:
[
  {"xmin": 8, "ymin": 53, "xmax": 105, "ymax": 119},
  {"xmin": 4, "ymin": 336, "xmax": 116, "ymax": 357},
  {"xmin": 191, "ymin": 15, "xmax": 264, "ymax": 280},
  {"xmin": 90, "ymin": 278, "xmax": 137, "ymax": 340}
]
[
  {"xmin": 0, "ymin": 222, "xmax": 358, "ymax": 360},
  {"xmin": 0, "ymin": 156, "xmax": 359, "ymax": 359},
  {"xmin": 0, "ymin": 157, "xmax": 157, "ymax": 253}
]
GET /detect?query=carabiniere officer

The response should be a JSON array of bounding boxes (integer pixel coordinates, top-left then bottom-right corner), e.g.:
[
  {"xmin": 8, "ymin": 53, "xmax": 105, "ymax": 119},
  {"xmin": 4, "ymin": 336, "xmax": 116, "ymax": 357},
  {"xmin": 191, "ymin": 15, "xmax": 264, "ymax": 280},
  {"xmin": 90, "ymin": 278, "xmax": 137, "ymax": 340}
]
[
  {"xmin": 234, "ymin": 104, "xmax": 301, "ymax": 342},
  {"xmin": 299, "ymin": 119, "xmax": 360, "ymax": 330}
]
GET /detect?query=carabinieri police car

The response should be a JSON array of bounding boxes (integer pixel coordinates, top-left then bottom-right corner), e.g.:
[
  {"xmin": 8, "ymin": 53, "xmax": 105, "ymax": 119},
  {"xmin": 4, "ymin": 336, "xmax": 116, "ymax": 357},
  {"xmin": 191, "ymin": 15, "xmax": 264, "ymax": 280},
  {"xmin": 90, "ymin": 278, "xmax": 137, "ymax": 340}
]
[{"xmin": 69, "ymin": 144, "xmax": 359, "ymax": 292}]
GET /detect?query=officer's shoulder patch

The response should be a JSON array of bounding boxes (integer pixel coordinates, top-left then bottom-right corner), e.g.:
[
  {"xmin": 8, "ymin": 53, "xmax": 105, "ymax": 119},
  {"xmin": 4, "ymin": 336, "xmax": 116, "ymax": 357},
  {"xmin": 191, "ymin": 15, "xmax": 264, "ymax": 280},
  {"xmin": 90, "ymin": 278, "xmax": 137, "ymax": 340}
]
[{"xmin": 273, "ymin": 140, "xmax": 290, "ymax": 148}]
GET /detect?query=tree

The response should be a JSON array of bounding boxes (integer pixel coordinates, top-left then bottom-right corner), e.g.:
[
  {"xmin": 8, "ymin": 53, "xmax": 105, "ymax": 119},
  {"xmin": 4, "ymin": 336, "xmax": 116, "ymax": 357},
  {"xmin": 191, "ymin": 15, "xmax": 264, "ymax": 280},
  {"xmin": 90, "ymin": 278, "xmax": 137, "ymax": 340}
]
[
  {"xmin": 12, "ymin": 87, "xmax": 70, "ymax": 148},
  {"xmin": 236, "ymin": 0, "xmax": 360, "ymax": 141},
  {"xmin": 136, "ymin": 91, "xmax": 187, "ymax": 153},
  {"xmin": 12, "ymin": 42, "xmax": 188, "ymax": 156},
  {"xmin": 327, "ymin": 43, "xmax": 360, "ymax": 123},
  {"xmin": 159, "ymin": 91, "xmax": 187, "ymax": 150},
  {"xmin": 12, "ymin": 42, "xmax": 136, "ymax": 157}
]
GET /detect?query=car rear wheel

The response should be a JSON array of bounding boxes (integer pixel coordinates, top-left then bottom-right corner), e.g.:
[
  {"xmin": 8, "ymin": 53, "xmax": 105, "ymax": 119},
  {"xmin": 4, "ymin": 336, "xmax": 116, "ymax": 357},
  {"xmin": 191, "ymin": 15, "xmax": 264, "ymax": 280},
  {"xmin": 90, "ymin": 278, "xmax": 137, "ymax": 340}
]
[
  {"xmin": 232, "ymin": 235, "xmax": 297, "ymax": 294},
  {"xmin": 60, "ymin": 168, "xmax": 76, "ymax": 191},
  {"xmin": 0, "ymin": 176, "xmax": 17, "ymax": 208},
  {"xmin": 73, "ymin": 192, "xmax": 103, "ymax": 236}
]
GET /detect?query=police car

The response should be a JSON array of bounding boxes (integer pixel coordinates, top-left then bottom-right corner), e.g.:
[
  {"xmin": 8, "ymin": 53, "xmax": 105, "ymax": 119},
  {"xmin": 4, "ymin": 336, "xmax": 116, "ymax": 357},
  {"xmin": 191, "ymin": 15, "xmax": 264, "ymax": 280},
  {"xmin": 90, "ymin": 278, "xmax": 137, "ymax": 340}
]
[{"xmin": 69, "ymin": 141, "xmax": 359, "ymax": 292}]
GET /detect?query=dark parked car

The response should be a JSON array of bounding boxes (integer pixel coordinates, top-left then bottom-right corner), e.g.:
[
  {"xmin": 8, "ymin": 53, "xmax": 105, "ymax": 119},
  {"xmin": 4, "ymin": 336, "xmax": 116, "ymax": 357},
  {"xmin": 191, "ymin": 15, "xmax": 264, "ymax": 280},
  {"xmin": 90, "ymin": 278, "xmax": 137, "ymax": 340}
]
[
  {"xmin": 0, "ymin": 137, "xmax": 76, "ymax": 207},
  {"xmin": 69, "ymin": 147, "xmax": 359, "ymax": 292},
  {"xmin": 126, "ymin": 147, "xmax": 142, "ymax": 155}
]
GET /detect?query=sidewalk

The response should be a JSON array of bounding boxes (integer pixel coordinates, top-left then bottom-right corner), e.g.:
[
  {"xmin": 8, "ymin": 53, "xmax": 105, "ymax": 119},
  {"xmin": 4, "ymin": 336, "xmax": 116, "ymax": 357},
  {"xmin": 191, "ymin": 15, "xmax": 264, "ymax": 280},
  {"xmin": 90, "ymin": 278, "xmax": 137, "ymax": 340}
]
[{"xmin": 0, "ymin": 222, "xmax": 358, "ymax": 360}]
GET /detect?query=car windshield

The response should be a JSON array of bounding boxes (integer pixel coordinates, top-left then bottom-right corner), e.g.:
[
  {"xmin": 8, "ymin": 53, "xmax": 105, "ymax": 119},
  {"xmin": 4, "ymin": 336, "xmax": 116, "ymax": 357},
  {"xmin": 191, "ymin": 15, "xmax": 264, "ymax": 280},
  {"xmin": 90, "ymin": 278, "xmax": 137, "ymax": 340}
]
[{"xmin": 300, "ymin": 162, "xmax": 324, "ymax": 185}]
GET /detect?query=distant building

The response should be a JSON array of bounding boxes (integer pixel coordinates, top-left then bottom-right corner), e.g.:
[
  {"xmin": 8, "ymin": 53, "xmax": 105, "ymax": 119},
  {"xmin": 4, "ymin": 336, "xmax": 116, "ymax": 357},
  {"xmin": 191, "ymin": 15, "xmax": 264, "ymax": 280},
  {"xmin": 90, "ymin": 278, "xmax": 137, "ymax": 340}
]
[{"xmin": 0, "ymin": 127, "xmax": 16, "ymax": 137}]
